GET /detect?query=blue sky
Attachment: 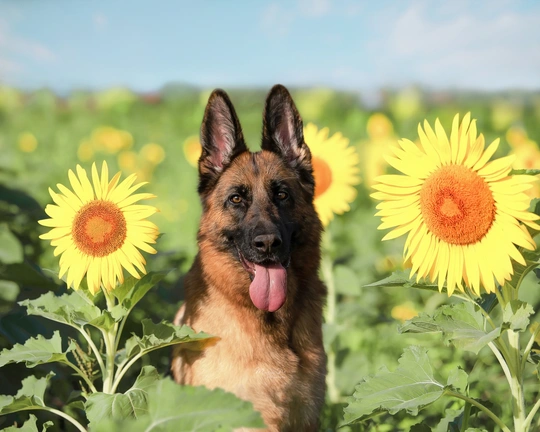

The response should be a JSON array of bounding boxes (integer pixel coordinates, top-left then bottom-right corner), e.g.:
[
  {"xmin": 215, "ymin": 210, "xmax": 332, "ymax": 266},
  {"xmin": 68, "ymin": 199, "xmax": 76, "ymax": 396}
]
[{"xmin": 0, "ymin": 0, "xmax": 539, "ymax": 92}]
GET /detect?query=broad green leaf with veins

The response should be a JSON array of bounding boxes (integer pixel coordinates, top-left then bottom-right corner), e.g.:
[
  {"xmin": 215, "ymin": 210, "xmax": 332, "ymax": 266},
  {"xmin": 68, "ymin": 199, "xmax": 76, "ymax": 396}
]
[
  {"xmin": 123, "ymin": 319, "xmax": 216, "ymax": 361},
  {"xmin": 0, "ymin": 331, "xmax": 74, "ymax": 368},
  {"xmin": 502, "ymin": 300, "xmax": 534, "ymax": 332},
  {"xmin": 400, "ymin": 302, "xmax": 500, "ymax": 354},
  {"xmin": 89, "ymin": 378, "xmax": 265, "ymax": 431},
  {"xmin": 0, "ymin": 373, "xmax": 54, "ymax": 415},
  {"xmin": 85, "ymin": 366, "xmax": 160, "ymax": 425},
  {"xmin": 343, "ymin": 346, "xmax": 445, "ymax": 424}
]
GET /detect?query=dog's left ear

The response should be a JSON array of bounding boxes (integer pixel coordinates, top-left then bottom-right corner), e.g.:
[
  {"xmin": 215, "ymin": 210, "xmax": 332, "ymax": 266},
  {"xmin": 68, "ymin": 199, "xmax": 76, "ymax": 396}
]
[
  {"xmin": 261, "ymin": 85, "xmax": 314, "ymax": 193},
  {"xmin": 199, "ymin": 89, "xmax": 248, "ymax": 194}
]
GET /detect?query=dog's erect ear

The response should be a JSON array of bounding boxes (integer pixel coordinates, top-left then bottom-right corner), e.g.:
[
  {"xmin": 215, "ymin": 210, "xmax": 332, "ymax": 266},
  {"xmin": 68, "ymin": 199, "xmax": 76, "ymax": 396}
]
[
  {"xmin": 262, "ymin": 85, "xmax": 311, "ymax": 170},
  {"xmin": 199, "ymin": 89, "xmax": 248, "ymax": 193},
  {"xmin": 262, "ymin": 85, "xmax": 314, "ymax": 193}
]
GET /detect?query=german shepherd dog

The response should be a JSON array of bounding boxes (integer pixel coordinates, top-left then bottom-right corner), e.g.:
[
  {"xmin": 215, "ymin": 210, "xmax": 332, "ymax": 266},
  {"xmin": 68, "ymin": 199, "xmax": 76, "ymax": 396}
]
[{"xmin": 171, "ymin": 85, "xmax": 326, "ymax": 431}]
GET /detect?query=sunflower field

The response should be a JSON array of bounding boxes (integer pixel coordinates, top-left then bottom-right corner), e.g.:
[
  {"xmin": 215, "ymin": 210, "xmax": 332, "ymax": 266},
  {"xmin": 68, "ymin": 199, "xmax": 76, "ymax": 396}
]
[{"xmin": 1, "ymin": 85, "xmax": 540, "ymax": 431}]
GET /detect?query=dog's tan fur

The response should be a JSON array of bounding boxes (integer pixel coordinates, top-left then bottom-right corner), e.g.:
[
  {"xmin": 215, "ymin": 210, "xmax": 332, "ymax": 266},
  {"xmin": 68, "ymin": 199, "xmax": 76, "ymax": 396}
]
[{"xmin": 171, "ymin": 86, "xmax": 326, "ymax": 431}]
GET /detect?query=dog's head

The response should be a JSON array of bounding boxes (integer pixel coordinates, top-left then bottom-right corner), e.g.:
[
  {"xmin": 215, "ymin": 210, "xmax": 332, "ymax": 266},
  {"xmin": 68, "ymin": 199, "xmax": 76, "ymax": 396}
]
[{"xmin": 196, "ymin": 85, "xmax": 322, "ymax": 312}]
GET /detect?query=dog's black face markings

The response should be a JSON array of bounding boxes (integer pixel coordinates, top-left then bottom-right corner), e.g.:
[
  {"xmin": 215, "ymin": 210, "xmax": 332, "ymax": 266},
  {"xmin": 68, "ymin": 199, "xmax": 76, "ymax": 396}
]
[{"xmin": 199, "ymin": 84, "xmax": 313, "ymax": 270}]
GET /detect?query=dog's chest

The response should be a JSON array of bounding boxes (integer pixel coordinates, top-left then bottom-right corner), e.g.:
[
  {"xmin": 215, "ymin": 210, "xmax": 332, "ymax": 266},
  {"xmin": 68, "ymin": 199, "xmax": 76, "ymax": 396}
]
[{"xmin": 180, "ymin": 307, "xmax": 321, "ymax": 428}]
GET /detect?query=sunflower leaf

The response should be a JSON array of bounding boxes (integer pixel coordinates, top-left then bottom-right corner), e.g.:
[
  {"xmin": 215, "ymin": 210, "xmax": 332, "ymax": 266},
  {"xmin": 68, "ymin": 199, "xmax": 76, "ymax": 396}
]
[
  {"xmin": 0, "ymin": 223, "xmax": 23, "ymax": 264},
  {"xmin": 112, "ymin": 271, "xmax": 169, "ymax": 310},
  {"xmin": 508, "ymin": 250, "xmax": 540, "ymax": 291},
  {"xmin": 510, "ymin": 168, "xmax": 540, "ymax": 176},
  {"xmin": 343, "ymin": 346, "xmax": 446, "ymax": 424},
  {"xmin": 0, "ymin": 414, "xmax": 54, "ymax": 432},
  {"xmin": 434, "ymin": 408, "xmax": 463, "ymax": 432},
  {"xmin": 123, "ymin": 319, "xmax": 216, "ymax": 361},
  {"xmin": 0, "ymin": 373, "xmax": 53, "ymax": 415},
  {"xmin": 400, "ymin": 303, "xmax": 500, "ymax": 354},
  {"xmin": 502, "ymin": 300, "xmax": 534, "ymax": 332},
  {"xmin": 365, "ymin": 270, "xmax": 441, "ymax": 293},
  {"xmin": 85, "ymin": 366, "xmax": 160, "ymax": 425},
  {"xmin": 89, "ymin": 378, "xmax": 265, "ymax": 432},
  {"xmin": 447, "ymin": 367, "xmax": 468, "ymax": 393},
  {"xmin": 0, "ymin": 331, "xmax": 75, "ymax": 368},
  {"xmin": 19, "ymin": 291, "xmax": 101, "ymax": 329}
]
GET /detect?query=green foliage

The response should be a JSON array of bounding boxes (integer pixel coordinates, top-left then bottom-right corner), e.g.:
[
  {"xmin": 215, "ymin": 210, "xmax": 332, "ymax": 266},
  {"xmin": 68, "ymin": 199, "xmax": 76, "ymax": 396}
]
[
  {"xmin": 400, "ymin": 303, "xmax": 501, "ymax": 354},
  {"xmin": 343, "ymin": 346, "xmax": 451, "ymax": 423},
  {"xmin": 365, "ymin": 270, "xmax": 441, "ymax": 293},
  {"xmin": 502, "ymin": 300, "xmax": 534, "ymax": 332},
  {"xmin": 0, "ymin": 373, "xmax": 53, "ymax": 415},
  {"xmin": 0, "ymin": 331, "xmax": 74, "ymax": 368},
  {"xmin": 89, "ymin": 379, "xmax": 265, "ymax": 432},
  {"xmin": 1, "ymin": 415, "xmax": 53, "ymax": 432},
  {"xmin": 85, "ymin": 366, "xmax": 159, "ymax": 425},
  {"xmin": 122, "ymin": 319, "xmax": 215, "ymax": 361},
  {"xmin": 19, "ymin": 291, "xmax": 102, "ymax": 330}
]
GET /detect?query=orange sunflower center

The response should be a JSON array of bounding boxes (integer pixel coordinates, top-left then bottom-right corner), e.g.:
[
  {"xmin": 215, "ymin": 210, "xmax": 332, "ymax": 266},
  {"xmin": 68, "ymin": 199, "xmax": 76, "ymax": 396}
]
[
  {"xmin": 419, "ymin": 165, "xmax": 495, "ymax": 245},
  {"xmin": 72, "ymin": 201, "xmax": 127, "ymax": 257},
  {"xmin": 312, "ymin": 156, "xmax": 332, "ymax": 198}
]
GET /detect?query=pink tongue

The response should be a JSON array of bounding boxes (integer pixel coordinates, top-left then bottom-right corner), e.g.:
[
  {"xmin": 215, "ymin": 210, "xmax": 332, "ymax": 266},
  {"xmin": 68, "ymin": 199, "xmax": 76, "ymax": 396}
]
[{"xmin": 249, "ymin": 262, "xmax": 287, "ymax": 312}]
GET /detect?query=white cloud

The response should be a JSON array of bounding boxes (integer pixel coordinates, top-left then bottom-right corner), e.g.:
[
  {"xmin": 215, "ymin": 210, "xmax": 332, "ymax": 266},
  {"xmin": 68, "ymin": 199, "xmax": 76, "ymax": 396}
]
[
  {"xmin": 369, "ymin": 0, "xmax": 540, "ymax": 89},
  {"xmin": 0, "ymin": 19, "xmax": 55, "ymax": 80},
  {"xmin": 297, "ymin": 0, "xmax": 331, "ymax": 17},
  {"xmin": 260, "ymin": 3, "xmax": 294, "ymax": 36},
  {"xmin": 93, "ymin": 13, "xmax": 108, "ymax": 31}
]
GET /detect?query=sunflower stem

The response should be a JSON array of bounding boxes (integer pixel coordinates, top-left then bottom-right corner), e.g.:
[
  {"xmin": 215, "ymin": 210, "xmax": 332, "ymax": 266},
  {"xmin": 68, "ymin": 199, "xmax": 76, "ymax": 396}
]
[
  {"xmin": 445, "ymin": 390, "xmax": 511, "ymax": 432},
  {"xmin": 321, "ymin": 230, "xmax": 340, "ymax": 405},
  {"xmin": 460, "ymin": 401, "xmax": 471, "ymax": 432},
  {"xmin": 101, "ymin": 289, "xmax": 118, "ymax": 394},
  {"xmin": 42, "ymin": 407, "xmax": 88, "ymax": 432},
  {"xmin": 80, "ymin": 327, "xmax": 106, "ymax": 381},
  {"xmin": 507, "ymin": 329, "xmax": 527, "ymax": 431}
]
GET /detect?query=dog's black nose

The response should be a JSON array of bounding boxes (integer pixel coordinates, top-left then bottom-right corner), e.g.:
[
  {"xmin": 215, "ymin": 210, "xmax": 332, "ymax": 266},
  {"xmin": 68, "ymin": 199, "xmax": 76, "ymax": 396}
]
[{"xmin": 253, "ymin": 234, "xmax": 282, "ymax": 253}]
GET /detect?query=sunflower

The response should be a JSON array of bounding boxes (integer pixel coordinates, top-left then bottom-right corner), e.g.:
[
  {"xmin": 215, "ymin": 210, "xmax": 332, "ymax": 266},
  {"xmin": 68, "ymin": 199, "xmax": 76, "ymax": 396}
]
[
  {"xmin": 372, "ymin": 113, "xmax": 540, "ymax": 296},
  {"xmin": 38, "ymin": 161, "xmax": 159, "ymax": 294},
  {"xmin": 183, "ymin": 136, "xmax": 202, "ymax": 167},
  {"xmin": 304, "ymin": 122, "xmax": 360, "ymax": 226}
]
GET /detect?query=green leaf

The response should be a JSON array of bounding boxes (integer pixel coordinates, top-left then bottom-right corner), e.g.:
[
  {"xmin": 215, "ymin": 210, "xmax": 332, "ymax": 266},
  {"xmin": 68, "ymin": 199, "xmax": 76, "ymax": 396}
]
[
  {"xmin": 90, "ymin": 378, "xmax": 265, "ymax": 432},
  {"xmin": 124, "ymin": 319, "xmax": 216, "ymax": 361},
  {"xmin": 409, "ymin": 423, "xmax": 432, "ymax": 432},
  {"xmin": 447, "ymin": 367, "xmax": 468, "ymax": 394},
  {"xmin": 0, "ymin": 414, "xmax": 53, "ymax": 432},
  {"xmin": 85, "ymin": 366, "xmax": 160, "ymax": 425},
  {"xmin": 464, "ymin": 429, "xmax": 488, "ymax": 432},
  {"xmin": 434, "ymin": 408, "xmax": 462, "ymax": 432},
  {"xmin": 0, "ymin": 223, "xmax": 23, "ymax": 264},
  {"xmin": 510, "ymin": 168, "xmax": 540, "ymax": 176},
  {"xmin": 343, "ymin": 346, "xmax": 445, "ymax": 424},
  {"xmin": 0, "ymin": 331, "xmax": 74, "ymax": 368},
  {"xmin": 0, "ymin": 373, "xmax": 53, "ymax": 415},
  {"xmin": 502, "ymin": 300, "xmax": 534, "ymax": 332},
  {"xmin": 365, "ymin": 270, "xmax": 441, "ymax": 293},
  {"xmin": 112, "ymin": 271, "xmax": 169, "ymax": 310},
  {"xmin": 508, "ymin": 250, "xmax": 540, "ymax": 290},
  {"xmin": 19, "ymin": 291, "xmax": 105, "ymax": 330},
  {"xmin": 400, "ymin": 303, "xmax": 500, "ymax": 354},
  {"xmin": 0, "ymin": 280, "xmax": 19, "ymax": 302},
  {"xmin": 334, "ymin": 265, "xmax": 360, "ymax": 296}
]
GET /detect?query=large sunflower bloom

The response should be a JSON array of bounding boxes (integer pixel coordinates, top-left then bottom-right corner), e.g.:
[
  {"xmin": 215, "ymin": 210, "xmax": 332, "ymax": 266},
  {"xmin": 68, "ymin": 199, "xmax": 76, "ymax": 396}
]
[
  {"xmin": 38, "ymin": 161, "xmax": 159, "ymax": 294},
  {"xmin": 372, "ymin": 113, "xmax": 539, "ymax": 296},
  {"xmin": 304, "ymin": 122, "xmax": 360, "ymax": 226}
]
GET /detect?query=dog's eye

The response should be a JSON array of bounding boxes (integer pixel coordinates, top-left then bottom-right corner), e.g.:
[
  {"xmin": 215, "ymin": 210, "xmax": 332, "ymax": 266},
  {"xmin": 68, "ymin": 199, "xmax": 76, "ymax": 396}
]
[
  {"xmin": 229, "ymin": 194, "xmax": 243, "ymax": 204},
  {"xmin": 276, "ymin": 191, "xmax": 289, "ymax": 201}
]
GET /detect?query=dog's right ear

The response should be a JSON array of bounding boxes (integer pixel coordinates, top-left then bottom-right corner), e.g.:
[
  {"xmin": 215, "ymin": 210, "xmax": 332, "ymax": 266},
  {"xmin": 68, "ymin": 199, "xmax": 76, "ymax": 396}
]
[{"xmin": 198, "ymin": 89, "xmax": 248, "ymax": 194}]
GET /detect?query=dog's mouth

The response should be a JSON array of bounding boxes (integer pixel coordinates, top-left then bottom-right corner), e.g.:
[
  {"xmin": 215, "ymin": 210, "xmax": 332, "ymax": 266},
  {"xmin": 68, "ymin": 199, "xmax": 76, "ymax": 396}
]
[{"xmin": 238, "ymin": 251, "xmax": 290, "ymax": 313}]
